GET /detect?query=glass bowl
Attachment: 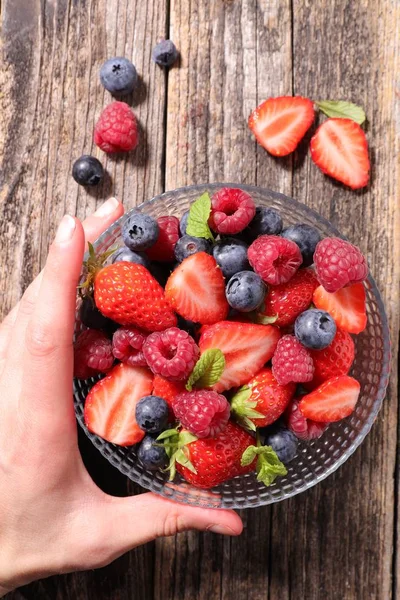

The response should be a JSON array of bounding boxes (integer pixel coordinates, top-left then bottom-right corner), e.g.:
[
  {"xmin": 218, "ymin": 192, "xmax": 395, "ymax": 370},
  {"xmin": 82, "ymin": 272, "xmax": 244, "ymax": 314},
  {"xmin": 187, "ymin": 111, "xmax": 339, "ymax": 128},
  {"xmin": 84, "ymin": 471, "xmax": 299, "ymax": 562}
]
[{"xmin": 73, "ymin": 184, "xmax": 391, "ymax": 509}]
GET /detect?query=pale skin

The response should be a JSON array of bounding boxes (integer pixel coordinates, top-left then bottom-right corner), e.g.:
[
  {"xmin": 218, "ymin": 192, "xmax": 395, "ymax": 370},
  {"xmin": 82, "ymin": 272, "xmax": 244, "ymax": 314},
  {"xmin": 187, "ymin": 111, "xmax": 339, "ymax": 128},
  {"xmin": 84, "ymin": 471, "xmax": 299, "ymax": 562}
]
[{"xmin": 0, "ymin": 197, "xmax": 242, "ymax": 597}]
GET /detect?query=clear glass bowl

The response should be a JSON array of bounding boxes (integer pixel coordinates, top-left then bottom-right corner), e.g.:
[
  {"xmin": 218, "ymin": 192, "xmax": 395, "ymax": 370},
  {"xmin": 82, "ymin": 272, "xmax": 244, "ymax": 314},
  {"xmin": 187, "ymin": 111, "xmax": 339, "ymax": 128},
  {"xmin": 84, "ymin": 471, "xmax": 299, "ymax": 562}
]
[{"xmin": 73, "ymin": 184, "xmax": 391, "ymax": 509}]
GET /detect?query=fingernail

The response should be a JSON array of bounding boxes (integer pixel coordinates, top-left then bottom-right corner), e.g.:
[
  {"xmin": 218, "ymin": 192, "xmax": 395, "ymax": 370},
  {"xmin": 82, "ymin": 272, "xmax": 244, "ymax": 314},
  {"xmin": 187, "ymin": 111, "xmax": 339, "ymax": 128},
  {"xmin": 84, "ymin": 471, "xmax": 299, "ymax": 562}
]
[
  {"xmin": 54, "ymin": 215, "xmax": 76, "ymax": 243},
  {"xmin": 207, "ymin": 524, "xmax": 237, "ymax": 536},
  {"xmin": 94, "ymin": 197, "xmax": 119, "ymax": 217}
]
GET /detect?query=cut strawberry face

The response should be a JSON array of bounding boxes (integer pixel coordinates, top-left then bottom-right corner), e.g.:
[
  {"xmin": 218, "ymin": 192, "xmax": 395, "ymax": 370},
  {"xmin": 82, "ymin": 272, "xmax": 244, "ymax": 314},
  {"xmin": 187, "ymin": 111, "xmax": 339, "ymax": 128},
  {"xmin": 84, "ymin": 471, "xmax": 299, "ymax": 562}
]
[
  {"xmin": 310, "ymin": 118, "xmax": 370, "ymax": 189},
  {"xmin": 313, "ymin": 282, "xmax": 367, "ymax": 334},
  {"xmin": 299, "ymin": 375, "xmax": 361, "ymax": 423},
  {"xmin": 84, "ymin": 363, "xmax": 153, "ymax": 445},
  {"xmin": 199, "ymin": 321, "xmax": 281, "ymax": 392},
  {"xmin": 165, "ymin": 252, "xmax": 229, "ymax": 325},
  {"xmin": 248, "ymin": 96, "xmax": 315, "ymax": 157}
]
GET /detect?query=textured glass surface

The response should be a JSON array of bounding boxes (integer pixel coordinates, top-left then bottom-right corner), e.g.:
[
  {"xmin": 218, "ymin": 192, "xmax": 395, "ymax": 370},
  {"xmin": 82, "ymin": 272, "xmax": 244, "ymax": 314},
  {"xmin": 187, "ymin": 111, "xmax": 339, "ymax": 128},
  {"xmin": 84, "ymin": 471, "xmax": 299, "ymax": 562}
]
[{"xmin": 73, "ymin": 184, "xmax": 391, "ymax": 509}]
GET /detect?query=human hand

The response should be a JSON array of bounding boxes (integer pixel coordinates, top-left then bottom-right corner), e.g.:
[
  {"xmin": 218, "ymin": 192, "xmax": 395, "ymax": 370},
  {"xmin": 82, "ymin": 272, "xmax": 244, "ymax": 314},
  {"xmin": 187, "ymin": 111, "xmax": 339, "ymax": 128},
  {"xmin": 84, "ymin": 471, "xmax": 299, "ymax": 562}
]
[{"xmin": 0, "ymin": 198, "xmax": 242, "ymax": 596}]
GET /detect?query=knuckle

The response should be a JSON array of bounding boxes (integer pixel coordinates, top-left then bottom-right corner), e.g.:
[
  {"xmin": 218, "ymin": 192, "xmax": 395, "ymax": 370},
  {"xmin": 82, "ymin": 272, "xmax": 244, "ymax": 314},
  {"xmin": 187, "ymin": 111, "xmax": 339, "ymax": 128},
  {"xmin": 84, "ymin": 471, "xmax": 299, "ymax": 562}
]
[
  {"xmin": 25, "ymin": 321, "xmax": 58, "ymax": 358},
  {"xmin": 160, "ymin": 511, "xmax": 187, "ymax": 538}
]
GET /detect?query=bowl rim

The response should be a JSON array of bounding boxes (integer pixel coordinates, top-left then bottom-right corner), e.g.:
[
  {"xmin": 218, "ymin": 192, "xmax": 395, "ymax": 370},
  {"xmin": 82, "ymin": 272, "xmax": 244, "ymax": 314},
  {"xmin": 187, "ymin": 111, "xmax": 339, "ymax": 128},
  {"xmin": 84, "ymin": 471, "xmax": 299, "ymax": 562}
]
[{"xmin": 77, "ymin": 183, "xmax": 391, "ymax": 508}]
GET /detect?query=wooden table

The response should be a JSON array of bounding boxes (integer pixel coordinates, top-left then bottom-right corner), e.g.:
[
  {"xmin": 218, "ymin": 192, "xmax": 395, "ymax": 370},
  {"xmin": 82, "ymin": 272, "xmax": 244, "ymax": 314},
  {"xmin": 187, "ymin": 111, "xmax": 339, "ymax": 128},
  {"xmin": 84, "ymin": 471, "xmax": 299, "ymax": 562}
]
[{"xmin": 1, "ymin": 1, "xmax": 399, "ymax": 599}]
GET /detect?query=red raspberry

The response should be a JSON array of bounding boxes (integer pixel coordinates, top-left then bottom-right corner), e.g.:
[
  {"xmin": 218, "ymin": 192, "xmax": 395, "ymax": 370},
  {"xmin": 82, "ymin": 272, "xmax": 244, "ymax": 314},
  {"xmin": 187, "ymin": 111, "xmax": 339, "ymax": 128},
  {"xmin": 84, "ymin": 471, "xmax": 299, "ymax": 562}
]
[
  {"xmin": 146, "ymin": 216, "xmax": 180, "ymax": 262},
  {"xmin": 284, "ymin": 398, "xmax": 327, "ymax": 440},
  {"xmin": 173, "ymin": 390, "xmax": 231, "ymax": 438},
  {"xmin": 314, "ymin": 237, "xmax": 368, "ymax": 293},
  {"xmin": 112, "ymin": 326, "xmax": 147, "ymax": 367},
  {"xmin": 142, "ymin": 327, "xmax": 200, "ymax": 381},
  {"xmin": 211, "ymin": 188, "xmax": 256, "ymax": 235},
  {"xmin": 74, "ymin": 329, "xmax": 114, "ymax": 379},
  {"xmin": 272, "ymin": 335, "xmax": 314, "ymax": 385},
  {"xmin": 248, "ymin": 235, "xmax": 303, "ymax": 285},
  {"xmin": 94, "ymin": 101, "xmax": 138, "ymax": 153}
]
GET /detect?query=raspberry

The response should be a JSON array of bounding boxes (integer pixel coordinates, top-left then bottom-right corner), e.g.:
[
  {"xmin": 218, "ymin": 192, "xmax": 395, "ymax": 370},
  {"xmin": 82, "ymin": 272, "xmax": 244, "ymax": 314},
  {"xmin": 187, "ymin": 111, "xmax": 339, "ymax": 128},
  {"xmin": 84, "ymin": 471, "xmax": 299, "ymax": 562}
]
[
  {"xmin": 173, "ymin": 390, "xmax": 230, "ymax": 438},
  {"xmin": 94, "ymin": 101, "xmax": 138, "ymax": 153},
  {"xmin": 142, "ymin": 327, "xmax": 200, "ymax": 381},
  {"xmin": 112, "ymin": 326, "xmax": 147, "ymax": 367},
  {"xmin": 314, "ymin": 237, "xmax": 368, "ymax": 293},
  {"xmin": 248, "ymin": 235, "xmax": 303, "ymax": 286},
  {"xmin": 74, "ymin": 329, "xmax": 114, "ymax": 379},
  {"xmin": 146, "ymin": 216, "xmax": 180, "ymax": 262},
  {"xmin": 284, "ymin": 398, "xmax": 327, "ymax": 440},
  {"xmin": 211, "ymin": 188, "xmax": 256, "ymax": 235},
  {"xmin": 272, "ymin": 335, "xmax": 314, "ymax": 385}
]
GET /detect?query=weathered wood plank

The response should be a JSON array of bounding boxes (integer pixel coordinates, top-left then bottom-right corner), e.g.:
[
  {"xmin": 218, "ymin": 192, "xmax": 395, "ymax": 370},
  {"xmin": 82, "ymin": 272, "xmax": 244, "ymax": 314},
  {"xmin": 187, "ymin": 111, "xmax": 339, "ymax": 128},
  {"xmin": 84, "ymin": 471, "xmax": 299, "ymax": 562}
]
[{"xmin": 1, "ymin": 0, "xmax": 168, "ymax": 598}]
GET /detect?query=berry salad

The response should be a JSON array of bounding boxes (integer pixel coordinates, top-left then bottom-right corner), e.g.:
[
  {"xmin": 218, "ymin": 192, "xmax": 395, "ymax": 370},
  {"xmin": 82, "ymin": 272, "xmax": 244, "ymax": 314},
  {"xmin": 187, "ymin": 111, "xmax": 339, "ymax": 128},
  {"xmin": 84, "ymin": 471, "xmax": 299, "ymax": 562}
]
[{"xmin": 74, "ymin": 188, "xmax": 369, "ymax": 490}]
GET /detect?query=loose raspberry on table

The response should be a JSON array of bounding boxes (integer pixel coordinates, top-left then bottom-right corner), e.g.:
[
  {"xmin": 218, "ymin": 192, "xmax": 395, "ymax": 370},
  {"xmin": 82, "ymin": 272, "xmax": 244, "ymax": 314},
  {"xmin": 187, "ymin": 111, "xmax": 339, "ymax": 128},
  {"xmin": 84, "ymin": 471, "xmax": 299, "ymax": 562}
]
[
  {"xmin": 112, "ymin": 326, "xmax": 147, "ymax": 367},
  {"xmin": 146, "ymin": 216, "xmax": 180, "ymax": 262},
  {"xmin": 272, "ymin": 335, "xmax": 314, "ymax": 385},
  {"xmin": 284, "ymin": 398, "xmax": 327, "ymax": 440},
  {"xmin": 74, "ymin": 329, "xmax": 114, "ymax": 379},
  {"xmin": 314, "ymin": 237, "xmax": 368, "ymax": 293},
  {"xmin": 94, "ymin": 101, "xmax": 138, "ymax": 153},
  {"xmin": 173, "ymin": 390, "xmax": 231, "ymax": 438},
  {"xmin": 248, "ymin": 235, "xmax": 303, "ymax": 286},
  {"xmin": 211, "ymin": 188, "xmax": 256, "ymax": 235},
  {"xmin": 142, "ymin": 327, "xmax": 200, "ymax": 381}
]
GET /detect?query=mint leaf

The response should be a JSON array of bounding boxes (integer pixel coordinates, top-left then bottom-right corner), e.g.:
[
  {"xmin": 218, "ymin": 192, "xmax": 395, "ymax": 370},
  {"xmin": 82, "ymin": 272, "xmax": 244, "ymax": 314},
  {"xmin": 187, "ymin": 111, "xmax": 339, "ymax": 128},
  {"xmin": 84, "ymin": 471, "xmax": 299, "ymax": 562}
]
[
  {"xmin": 241, "ymin": 444, "xmax": 287, "ymax": 486},
  {"xmin": 186, "ymin": 192, "xmax": 215, "ymax": 241},
  {"xmin": 186, "ymin": 349, "xmax": 225, "ymax": 391},
  {"xmin": 241, "ymin": 445, "xmax": 258, "ymax": 467},
  {"xmin": 315, "ymin": 100, "xmax": 366, "ymax": 125}
]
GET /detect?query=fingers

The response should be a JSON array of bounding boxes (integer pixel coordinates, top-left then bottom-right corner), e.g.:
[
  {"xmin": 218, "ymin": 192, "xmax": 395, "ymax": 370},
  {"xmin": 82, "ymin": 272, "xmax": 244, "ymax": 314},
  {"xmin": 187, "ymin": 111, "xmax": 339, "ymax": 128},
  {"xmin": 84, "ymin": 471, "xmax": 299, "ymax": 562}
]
[{"xmin": 82, "ymin": 197, "xmax": 124, "ymax": 244}]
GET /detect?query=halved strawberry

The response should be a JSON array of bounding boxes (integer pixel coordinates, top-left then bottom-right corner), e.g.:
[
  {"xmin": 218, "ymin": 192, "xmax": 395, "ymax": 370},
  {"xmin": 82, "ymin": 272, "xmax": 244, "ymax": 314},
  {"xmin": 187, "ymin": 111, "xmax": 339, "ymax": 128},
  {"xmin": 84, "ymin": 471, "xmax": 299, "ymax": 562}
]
[
  {"xmin": 199, "ymin": 321, "xmax": 281, "ymax": 392},
  {"xmin": 84, "ymin": 363, "xmax": 153, "ymax": 445},
  {"xmin": 310, "ymin": 118, "xmax": 370, "ymax": 189},
  {"xmin": 313, "ymin": 282, "xmax": 367, "ymax": 334},
  {"xmin": 299, "ymin": 375, "xmax": 360, "ymax": 423},
  {"xmin": 248, "ymin": 96, "xmax": 315, "ymax": 157},
  {"xmin": 165, "ymin": 252, "xmax": 229, "ymax": 325}
]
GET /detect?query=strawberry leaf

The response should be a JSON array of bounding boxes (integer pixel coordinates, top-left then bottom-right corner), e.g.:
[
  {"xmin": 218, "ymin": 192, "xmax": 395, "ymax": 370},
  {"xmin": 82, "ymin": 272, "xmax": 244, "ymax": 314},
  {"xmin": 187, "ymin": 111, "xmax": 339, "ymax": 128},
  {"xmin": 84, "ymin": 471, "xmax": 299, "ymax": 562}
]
[
  {"xmin": 231, "ymin": 386, "xmax": 265, "ymax": 429},
  {"xmin": 175, "ymin": 448, "xmax": 197, "ymax": 474},
  {"xmin": 156, "ymin": 428, "xmax": 179, "ymax": 441},
  {"xmin": 186, "ymin": 349, "xmax": 225, "ymax": 391},
  {"xmin": 255, "ymin": 313, "xmax": 278, "ymax": 325},
  {"xmin": 315, "ymin": 100, "xmax": 366, "ymax": 125},
  {"xmin": 241, "ymin": 444, "xmax": 287, "ymax": 486},
  {"xmin": 158, "ymin": 429, "xmax": 197, "ymax": 480},
  {"xmin": 186, "ymin": 192, "xmax": 215, "ymax": 241}
]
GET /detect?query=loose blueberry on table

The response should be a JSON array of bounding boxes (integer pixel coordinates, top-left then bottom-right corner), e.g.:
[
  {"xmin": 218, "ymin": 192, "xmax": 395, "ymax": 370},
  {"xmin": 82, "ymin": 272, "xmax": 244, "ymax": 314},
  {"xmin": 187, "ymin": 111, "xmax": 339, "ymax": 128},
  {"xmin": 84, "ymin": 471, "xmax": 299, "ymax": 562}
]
[{"xmin": 75, "ymin": 187, "xmax": 369, "ymax": 490}]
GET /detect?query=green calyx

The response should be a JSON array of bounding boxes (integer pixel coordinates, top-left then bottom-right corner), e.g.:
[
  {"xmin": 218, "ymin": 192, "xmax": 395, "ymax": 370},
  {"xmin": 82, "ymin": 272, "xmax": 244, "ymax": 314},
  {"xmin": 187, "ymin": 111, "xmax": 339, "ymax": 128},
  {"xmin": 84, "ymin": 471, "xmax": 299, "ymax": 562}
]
[
  {"xmin": 241, "ymin": 433, "xmax": 287, "ymax": 487},
  {"xmin": 230, "ymin": 386, "xmax": 265, "ymax": 432},
  {"xmin": 186, "ymin": 348, "xmax": 225, "ymax": 391},
  {"xmin": 156, "ymin": 428, "xmax": 198, "ymax": 481},
  {"xmin": 78, "ymin": 242, "xmax": 116, "ymax": 298},
  {"xmin": 186, "ymin": 192, "xmax": 215, "ymax": 241}
]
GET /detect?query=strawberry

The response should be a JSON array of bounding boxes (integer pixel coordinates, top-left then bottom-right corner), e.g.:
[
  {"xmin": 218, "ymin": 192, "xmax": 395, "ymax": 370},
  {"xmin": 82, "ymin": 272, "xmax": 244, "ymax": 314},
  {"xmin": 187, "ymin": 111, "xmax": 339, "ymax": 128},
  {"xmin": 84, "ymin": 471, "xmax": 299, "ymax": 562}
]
[
  {"xmin": 248, "ymin": 96, "xmax": 315, "ymax": 157},
  {"xmin": 310, "ymin": 118, "xmax": 370, "ymax": 189},
  {"xmin": 231, "ymin": 367, "xmax": 296, "ymax": 429},
  {"xmin": 313, "ymin": 282, "xmax": 367, "ymax": 334},
  {"xmin": 199, "ymin": 321, "xmax": 281, "ymax": 392},
  {"xmin": 258, "ymin": 268, "xmax": 319, "ymax": 327},
  {"xmin": 175, "ymin": 422, "xmax": 257, "ymax": 489},
  {"xmin": 84, "ymin": 363, "xmax": 153, "ymax": 445},
  {"xmin": 299, "ymin": 375, "xmax": 361, "ymax": 422},
  {"xmin": 152, "ymin": 374, "xmax": 186, "ymax": 420},
  {"xmin": 307, "ymin": 327, "xmax": 355, "ymax": 388},
  {"xmin": 165, "ymin": 252, "xmax": 229, "ymax": 325}
]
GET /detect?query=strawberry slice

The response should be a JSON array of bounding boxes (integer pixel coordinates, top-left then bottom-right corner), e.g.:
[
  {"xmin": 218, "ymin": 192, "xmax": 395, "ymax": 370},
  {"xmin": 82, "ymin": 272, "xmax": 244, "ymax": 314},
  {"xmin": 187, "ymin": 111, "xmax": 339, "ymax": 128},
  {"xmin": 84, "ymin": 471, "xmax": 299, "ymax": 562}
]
[
  {"xmin": 299, "ymin": 375, "xmax": 361, "ymax": 423},
  {"xmin": 199, "ymin": 321, "xmax": 281, "ymax": 392},
  {"xmin": 84, "ymin": 363, "xmax": 153, "ymax": 445},
  {"xmin": 248, "ymin": 96, "xmax": 315, "ymax": 157},
  {"xmin": 313, "ymin": 282, "xmax": 367, "ymax": 334},
  {"xmin": 310, "ymin": 118, "xmax": 370, "ymax": 189},
  {"xmin": 165, "ymin": 252, "xmax": 229, "ymax": 325}
]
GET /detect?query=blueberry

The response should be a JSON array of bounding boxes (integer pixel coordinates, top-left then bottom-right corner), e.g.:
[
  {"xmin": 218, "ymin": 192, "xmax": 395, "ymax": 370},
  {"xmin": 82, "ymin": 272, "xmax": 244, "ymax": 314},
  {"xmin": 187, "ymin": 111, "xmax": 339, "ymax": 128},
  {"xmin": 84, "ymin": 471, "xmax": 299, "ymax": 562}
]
[
  {"xmin": 152, "ymin": 40, "xmax": 179, "ymax": 67},
  {"xmin": 72, "ymin": 155, "xmax": 104, "ymax": 186},
  {"xmin": 281, "ymin": 224, "xmax": 321, "ymax": 267},
  {"xmin": 263, "ymin": 426, "xmax": 298, "ymax": 464},
  {"xmin": 294, "ymin": 309, "xmax": 337, "ymax": 350},
  {"xmin": 122, "ymin": 213, "xmax": 159, "ymax": 251},
  {"xmin": 136, "ymin": 395, "xmax": 169, "ymax": 433},
  {"xmin": 100, "ymin": 57, "xmax": 138, "ymax": 95},
  {"xmin": 137, "ymin": 435, "xmax": 169, "ymax": 471},
  {"xmin": 244, "ymin": 207, "xmax": 283, "ymax": 241},
  {"xmin": 111, "ymin": 247, "xmax": 151, "ymax": 269},
  {"xmin": 79, "ymin": 297, "xmax": 117, "ymax": 334},
  {"xmin": 179, "ymin": 210, "xmax": 190, "ymax": 236},
  {"xmin": 174, "ymin": 235, "xmax": 212, "ymax": 262},
  {"xmin": 225, "ymin": 271, "xmax": 266, "ymax": 312},
  {"xmin": 212, "ymin": 238, "xmax": 250, "ymax": 280}
]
